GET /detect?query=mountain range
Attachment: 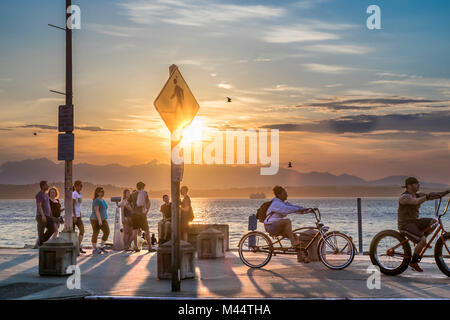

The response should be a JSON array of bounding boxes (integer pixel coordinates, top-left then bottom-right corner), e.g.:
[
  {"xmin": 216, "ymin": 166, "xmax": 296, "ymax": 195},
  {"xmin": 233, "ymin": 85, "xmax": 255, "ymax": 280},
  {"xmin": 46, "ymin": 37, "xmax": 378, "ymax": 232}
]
[{"xmin": 0, "ymin": 158, "xmax": 447, "ymax": 190}]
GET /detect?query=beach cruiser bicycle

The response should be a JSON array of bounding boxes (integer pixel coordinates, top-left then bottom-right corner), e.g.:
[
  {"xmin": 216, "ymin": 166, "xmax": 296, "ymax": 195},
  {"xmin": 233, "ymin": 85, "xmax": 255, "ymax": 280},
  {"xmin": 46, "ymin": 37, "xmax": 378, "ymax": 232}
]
[
  {"xmin": 238, "ymin": 207, "xmax": 355, "ymax": 270},
  {"xmin": 369, "ymin": 196, "xmax": 450, "ymax": 276}
]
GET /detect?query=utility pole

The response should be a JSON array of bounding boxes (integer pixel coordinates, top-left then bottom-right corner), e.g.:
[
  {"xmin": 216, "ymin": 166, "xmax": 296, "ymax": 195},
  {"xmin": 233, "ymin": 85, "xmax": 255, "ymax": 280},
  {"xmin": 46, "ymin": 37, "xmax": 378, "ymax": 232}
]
[
  {"xmin": 63, "ymin": 0, "xmax": 74, "ymax": 233},
  {"xmin": 169, "ymin": 64, "xmax": 181, "ymax": 292}
]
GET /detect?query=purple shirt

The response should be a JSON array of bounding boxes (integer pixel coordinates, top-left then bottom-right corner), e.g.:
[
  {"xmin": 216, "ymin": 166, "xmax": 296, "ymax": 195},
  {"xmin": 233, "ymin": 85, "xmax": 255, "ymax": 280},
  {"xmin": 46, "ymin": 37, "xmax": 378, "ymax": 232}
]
[{"xmin": 36, "ymin": 191, "xmax": 51, "ymax": 217}]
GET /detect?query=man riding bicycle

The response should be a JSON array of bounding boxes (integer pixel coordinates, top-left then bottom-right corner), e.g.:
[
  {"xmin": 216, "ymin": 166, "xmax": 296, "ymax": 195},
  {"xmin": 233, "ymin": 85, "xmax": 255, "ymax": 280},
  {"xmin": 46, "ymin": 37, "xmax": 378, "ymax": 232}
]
[
  {"xmin": 398, "ymin": 177, "xmax": 450, "ymax": 272},
  {"xmin": 264, "ymin": 186, "xmax": 312, "ymax": 248}
]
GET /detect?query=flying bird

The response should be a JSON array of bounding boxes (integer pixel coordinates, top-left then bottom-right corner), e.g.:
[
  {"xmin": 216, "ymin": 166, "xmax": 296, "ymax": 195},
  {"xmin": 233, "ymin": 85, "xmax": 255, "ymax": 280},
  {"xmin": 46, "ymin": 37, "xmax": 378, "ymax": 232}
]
[{"xmin": 226, "ymin": 97, "xmax": 232, "ymax": 102}]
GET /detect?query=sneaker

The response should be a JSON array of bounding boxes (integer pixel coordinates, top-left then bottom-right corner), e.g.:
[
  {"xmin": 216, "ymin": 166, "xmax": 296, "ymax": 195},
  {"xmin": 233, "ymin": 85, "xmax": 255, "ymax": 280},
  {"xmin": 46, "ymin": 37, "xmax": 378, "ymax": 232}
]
[
  {"xmin": 92, "ymin": 248, "xmax": 102, "ymax": 254},
  {"xmin": 148, "ymin": 247, "xmax": 156, "ymax": 252},
  {"xmin": 100, "ymin": 246, "xmax": 109, "ymax": 253},
  {"xmin": 79, "ymin": 247, "xmax": 86, "ymax": 254},
  {"xmin": 410, "ymin": 262, "xmax": 424, "ymax": 272}
]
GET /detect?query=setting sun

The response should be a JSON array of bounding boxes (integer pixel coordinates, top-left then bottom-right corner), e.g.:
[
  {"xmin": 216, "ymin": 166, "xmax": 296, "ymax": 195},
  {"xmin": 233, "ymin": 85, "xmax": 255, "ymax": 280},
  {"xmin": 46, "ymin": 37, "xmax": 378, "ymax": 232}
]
[{"xmin": 181, "ymin": 117, "xmax": 205, "ymax": 146}]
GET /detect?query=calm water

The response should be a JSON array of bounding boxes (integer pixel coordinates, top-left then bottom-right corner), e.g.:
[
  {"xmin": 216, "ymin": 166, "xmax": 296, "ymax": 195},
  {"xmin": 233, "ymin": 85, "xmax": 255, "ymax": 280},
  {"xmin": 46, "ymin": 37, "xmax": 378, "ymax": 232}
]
[{"xmin": 0, "ymin": 198, "xmax": 447, "ymax": 251}]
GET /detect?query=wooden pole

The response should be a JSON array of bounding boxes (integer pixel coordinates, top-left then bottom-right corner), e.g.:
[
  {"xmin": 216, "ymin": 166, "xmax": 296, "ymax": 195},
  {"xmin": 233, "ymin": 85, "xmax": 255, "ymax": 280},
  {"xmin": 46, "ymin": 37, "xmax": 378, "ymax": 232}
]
[
  {"xmin": 170, "ymin": 64, "xmax": 181, "ymax": 292},
  {"xmin": 357, "ymin": 198, "xmax": 363, "ymax": 254},
  {"xmin": 63, "ymin": 0, "xmax": 74, "ymax": 232}
]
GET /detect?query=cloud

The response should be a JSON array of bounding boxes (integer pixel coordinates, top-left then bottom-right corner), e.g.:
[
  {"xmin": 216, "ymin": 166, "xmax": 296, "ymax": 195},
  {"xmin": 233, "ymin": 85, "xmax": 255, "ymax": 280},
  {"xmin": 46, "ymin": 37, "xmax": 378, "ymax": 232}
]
[
  {"xmin": 263, "ymin": 26, "xmax": 338, "ymax": 43},
  {"xmin": 87, "ymin": 23, "xmax": 142, "ymax": 38},
  {"xmin": 371, "ymin": 76, "xmax": 450, "ymax": 90},
  {"xmin": 15, "ymin": 124, "xmax": 123, "ymax": 132},
  {"xmin": 305, "ymin": 44, "xmax": 371, "ymax": 55},
  {"xmin": 297, "ymin": 97, "xmax": 440, "ymax": 110},
  {"xmin": 302, "ymin": 63, "xmax": 355, "ymax": 74},
  {"xmin": 262, "ymin": 110, "xmax": 450, "ymax": 134},
  {"xmin": 262, "ymin": 84, "xmax": 317, "ymax": 95},
  {"xmin": 217, "ymin": 83, "xmax": 233, "ymax": 90},
  {"xmin": 121, "ymin": 0, "xmax": 284, "ymax": 27}
]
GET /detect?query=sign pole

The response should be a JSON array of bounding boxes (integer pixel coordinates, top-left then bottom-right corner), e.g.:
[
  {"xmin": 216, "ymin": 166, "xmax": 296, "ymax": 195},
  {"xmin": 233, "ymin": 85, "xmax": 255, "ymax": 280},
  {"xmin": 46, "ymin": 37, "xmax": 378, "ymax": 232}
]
[
  {"xmin": 169, "ymin": 65, "xmax": 181, "ymax": 292},
  {"xmin": 64, "ymin": 0, "xmax": 73, "ymax": 232},
  {"xmin": 154, "ymin": 64, "xmax": 198, "ymax": 291}
]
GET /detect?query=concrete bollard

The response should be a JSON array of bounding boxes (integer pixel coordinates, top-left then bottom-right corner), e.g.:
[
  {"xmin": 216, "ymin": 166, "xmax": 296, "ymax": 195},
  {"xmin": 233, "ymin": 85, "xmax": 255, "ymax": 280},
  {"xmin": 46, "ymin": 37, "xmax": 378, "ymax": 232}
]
[
  {"xmin": 157, "ymin": 240, "xmax": 195, "ymax": 280},
  {"xmin": 188, "ymin": 224, "xmax": 229, "ymax": 251},
  {"xmin": 197, "ymin": 228, "xmax": 224, "ymax": 259},
  {"xmin": 39, "ymin": 237, "xmax": 77, "ymax": 276},
  {"xmin": 297, "ymin": 229, "xmax": 320, "ymax": 263}
]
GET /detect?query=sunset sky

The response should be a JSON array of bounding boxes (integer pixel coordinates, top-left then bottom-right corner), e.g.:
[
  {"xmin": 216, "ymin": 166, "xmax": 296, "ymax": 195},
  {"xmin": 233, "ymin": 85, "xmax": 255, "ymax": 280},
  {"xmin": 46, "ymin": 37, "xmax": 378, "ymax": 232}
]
[{"xmin": 0, "ymin": 0, "xmax": 449, "ymax": 184}]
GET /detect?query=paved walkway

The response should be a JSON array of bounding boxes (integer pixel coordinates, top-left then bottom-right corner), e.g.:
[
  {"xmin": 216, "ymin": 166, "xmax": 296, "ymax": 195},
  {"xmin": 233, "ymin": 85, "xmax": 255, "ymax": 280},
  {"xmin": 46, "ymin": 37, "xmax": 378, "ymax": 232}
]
[{"xmin": 0, "ymin": 248, "xmax": 448, "ymax": 299}]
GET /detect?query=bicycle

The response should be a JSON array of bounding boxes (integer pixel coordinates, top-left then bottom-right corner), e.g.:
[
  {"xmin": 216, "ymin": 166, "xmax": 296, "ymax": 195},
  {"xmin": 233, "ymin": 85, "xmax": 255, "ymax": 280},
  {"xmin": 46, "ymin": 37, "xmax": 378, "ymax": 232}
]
[
  {"xmin": 238, "ymin": 208, "xmax": 355, "ymax": 270},
  {"xmin": 369, "ymin": 196, "xmax": 450, "ymax": 276}
]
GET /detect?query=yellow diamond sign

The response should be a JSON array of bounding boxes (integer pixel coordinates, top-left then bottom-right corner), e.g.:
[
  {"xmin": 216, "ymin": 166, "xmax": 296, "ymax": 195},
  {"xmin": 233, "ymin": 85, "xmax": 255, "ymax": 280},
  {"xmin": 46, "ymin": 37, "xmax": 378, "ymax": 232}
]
[{"xmin": 154, "ymin": 67, "xmax": 200, "ymax": 133}]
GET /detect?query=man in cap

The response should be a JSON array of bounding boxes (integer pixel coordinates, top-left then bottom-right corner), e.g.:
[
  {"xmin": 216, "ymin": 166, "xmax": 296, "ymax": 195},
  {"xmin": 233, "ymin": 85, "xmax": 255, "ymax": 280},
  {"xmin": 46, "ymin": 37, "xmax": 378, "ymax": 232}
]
[{"xmin": 398, "ymin": 177, "xmax": 450, "ymax": 272}]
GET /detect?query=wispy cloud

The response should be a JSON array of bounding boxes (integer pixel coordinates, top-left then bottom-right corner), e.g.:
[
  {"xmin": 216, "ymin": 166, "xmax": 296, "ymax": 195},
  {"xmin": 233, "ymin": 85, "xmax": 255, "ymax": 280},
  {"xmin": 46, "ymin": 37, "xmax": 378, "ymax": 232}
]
[
  {"xmin": 87, "ymin": 23, "xmax": 143, "ymax": 37},
  {"xmin": 122, "ymin": 0, "xmax": 284, "ymax": 27},
  {"xmin": 262, "ymin": 84, "xmax": 317, "ymax": 95},
  {"xmin": 15, "ymin": 124, "xmax": 125, "ymax": 132},
  {"xmin": 263, "ymin": 26, "xmax": 338, "ymax": 43},
  {"xmin": 303, "ymin": 63, "xmax": 355, "ymax": 74},
  {"xmin": 217, "ymin": 83, "xmax": 233, "ymax": 90},
  {"xmin": 262, "ymin": 110, "xmax": 450, "ymax": 134},
  {"xmin": 305, "ymin": 44, "xmax": 371, "ymax": 55}
]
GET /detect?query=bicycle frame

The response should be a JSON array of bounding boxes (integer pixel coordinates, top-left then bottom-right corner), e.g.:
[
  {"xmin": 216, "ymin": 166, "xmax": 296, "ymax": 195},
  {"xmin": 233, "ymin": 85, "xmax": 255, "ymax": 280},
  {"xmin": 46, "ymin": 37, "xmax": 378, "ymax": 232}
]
[
  {"xmin": 268, "ymin": 208, "xmax": 347, "ymax": 255},
  {"xmin": 387, "ymin": 197, "xmax": 449, "ymax": 259}
]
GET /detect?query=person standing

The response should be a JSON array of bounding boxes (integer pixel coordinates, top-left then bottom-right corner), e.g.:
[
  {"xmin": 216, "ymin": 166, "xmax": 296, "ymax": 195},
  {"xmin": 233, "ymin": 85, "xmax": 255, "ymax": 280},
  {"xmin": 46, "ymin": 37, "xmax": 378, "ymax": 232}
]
[
  {"xmin": 35, "ymin": 180, "xmax": 56, "ymax": 246},
  {"xmin": 49, "ymin": 186, "xmax": 64, "ymax": 240},
  {"xmin": 130, "ymin": 182, "xmax": 154, "ymax": 252},
  {"xmin": 90, "ymin": 187, "xmax": 110, "ymax": 254},
  {"xmin": 120, "ymin": 189, "xmax": 135, "ymax": 250},
  {"xmin": 180, "ymin": 186, "xmax": 194, "ymax": 242},
  {"xmin": 160, "ymin": 194, "xmax": 171, "ymax": 243},
  {"xmin": 72, "ymin": 180, "xmax": 86, "ymax": 253}
]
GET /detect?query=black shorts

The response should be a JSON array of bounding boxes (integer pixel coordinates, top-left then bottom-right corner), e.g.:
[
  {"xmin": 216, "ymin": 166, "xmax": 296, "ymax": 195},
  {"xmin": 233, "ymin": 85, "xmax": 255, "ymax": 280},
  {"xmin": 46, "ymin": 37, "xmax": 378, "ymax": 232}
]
[
  {"xmin": 131, "ymin": 213, "xmax": 149, "ymax": 231},
  {"xmin": 400, "ymin": 218, "xmax": 436, "ymax": 243}
]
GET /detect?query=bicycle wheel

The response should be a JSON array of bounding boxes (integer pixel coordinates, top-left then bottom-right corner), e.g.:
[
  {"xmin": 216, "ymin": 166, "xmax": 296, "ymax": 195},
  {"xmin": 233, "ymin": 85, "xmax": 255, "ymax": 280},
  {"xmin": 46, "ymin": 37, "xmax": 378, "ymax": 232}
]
[
  {"xmin": 434, "ymin": 232, "xmax": 450, "ymax": 277},
  {"xmin": 318, "ymin": 231, "xmax": 355, "ymax": 270},
  {"xmin": 238, "ymin": 231, "xmax": 273, "ymax": 268},
  {"xmin": 369, "ymin": 230, "xmax": 411, "ymax": 276}
]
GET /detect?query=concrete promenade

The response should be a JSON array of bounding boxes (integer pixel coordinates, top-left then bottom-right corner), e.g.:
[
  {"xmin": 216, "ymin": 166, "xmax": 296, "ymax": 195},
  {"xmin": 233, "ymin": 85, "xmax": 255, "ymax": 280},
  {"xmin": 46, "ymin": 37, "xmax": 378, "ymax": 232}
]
[{"xmin": 0, "ymin": 248, "xmax": 448, "ymax": 300}]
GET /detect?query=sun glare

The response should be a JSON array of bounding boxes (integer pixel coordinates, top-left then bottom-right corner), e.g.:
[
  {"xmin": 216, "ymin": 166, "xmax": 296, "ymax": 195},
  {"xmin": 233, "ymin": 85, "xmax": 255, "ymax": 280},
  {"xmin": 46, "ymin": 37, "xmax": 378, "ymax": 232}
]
[{"xmin": 181, "ymin": 117, "xmax": 205, "ymax": 146}]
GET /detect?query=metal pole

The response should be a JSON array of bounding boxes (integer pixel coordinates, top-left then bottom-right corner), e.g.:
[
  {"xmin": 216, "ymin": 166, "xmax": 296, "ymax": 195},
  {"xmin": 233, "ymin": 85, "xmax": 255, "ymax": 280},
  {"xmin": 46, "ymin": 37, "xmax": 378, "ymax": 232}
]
[
  {"xmin": 170, "ymin": 65, "xmax": 181, "ymax": 292},
  {"xmin": 357, "ymin": 198, "xmax": 363, "ymax": 254},
  {"xmin": 63, "ymin": 0, "xmax": 73, "ymax": 232}
]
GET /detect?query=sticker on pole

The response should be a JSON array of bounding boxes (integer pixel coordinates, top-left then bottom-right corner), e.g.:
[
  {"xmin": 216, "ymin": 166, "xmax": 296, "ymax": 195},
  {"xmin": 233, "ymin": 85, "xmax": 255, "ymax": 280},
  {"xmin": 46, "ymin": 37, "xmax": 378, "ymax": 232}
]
[{"xmin": 153, "ymin": 67, "xmax": 200, "ymax": 133}]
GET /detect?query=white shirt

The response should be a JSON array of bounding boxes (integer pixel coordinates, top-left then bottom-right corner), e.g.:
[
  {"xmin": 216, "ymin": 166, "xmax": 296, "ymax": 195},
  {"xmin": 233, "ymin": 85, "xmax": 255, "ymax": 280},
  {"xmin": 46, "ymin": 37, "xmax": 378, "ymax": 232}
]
[
  {"xmin": 264, "ymin": 197, "xmax": 305, "ymax": 224},
  {"xmin": 72, "ymin": 190, "xmax": 82, "ymax": 217}
]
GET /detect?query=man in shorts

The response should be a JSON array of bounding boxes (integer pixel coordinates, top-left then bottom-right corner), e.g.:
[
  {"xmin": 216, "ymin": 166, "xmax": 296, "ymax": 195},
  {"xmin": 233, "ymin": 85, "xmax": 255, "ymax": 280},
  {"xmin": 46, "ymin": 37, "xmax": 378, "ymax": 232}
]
[
  {"xmin": 130, "ymin": 182, "xmax": 155, "ymax": 252},
  {"xmin": 264, "ymin": 186, "xmax": 312, "ymax": 248},
  {"xmin": 398, "ymin": 177, "xmax": 450, "ymax": 272}
]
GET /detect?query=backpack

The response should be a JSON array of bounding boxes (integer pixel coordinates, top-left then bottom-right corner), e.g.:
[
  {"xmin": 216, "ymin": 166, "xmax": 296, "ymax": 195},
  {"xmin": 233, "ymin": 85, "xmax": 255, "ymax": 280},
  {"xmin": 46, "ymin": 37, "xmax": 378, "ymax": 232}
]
[
  {"xmin": 256, "ymin": 200, "xmax": 273, "ymax": 223},
  {"xmin": 129, "ymin": 191, "xmax": 145, "ymax": 214}
]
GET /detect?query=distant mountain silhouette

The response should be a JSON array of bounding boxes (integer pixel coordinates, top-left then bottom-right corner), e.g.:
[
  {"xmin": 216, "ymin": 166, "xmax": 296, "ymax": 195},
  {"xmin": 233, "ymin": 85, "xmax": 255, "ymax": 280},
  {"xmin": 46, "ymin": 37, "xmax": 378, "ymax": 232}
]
[{"xmin": 0, "ymin": 158, "xmax": 447, "ymax": 189}]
